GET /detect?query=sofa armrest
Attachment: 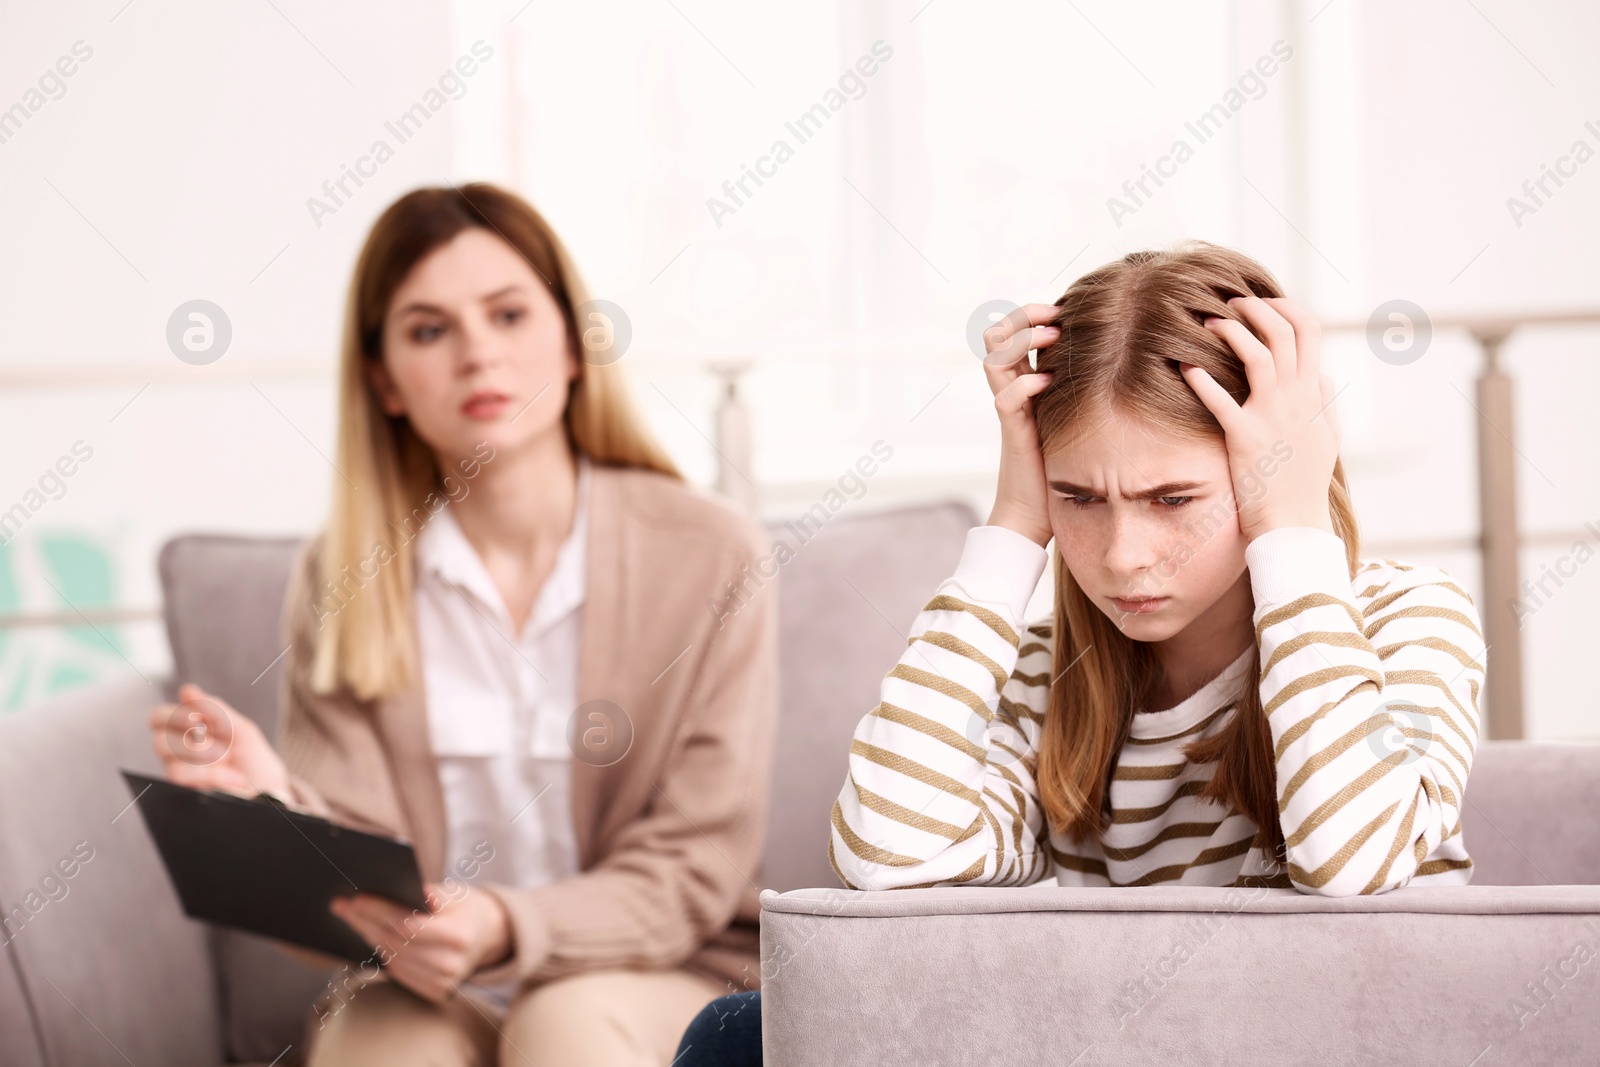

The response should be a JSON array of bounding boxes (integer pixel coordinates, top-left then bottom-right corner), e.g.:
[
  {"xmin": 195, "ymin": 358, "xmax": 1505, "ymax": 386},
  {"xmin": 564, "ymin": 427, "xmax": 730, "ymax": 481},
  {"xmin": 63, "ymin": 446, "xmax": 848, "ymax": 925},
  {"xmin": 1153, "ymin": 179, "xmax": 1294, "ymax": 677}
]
[
  {"xmin": 0, "ymin": 674, "xmax": 224, "ymax": 1066},
  {"xmin": 759, "ymin": 885, "xmax": 1600, "ymax": 1066}
]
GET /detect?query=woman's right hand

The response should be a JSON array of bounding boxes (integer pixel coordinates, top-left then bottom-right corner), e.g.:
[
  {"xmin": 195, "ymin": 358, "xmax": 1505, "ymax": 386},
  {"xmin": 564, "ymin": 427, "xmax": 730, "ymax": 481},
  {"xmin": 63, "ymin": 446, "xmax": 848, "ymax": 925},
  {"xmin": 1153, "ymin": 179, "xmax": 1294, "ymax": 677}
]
[
  {"xmin": 981, "ymin": 303, "xmax": 1060, "ymax": 548},
  {"xmin": 148, "ymin": 683, "xmax": 290, "ymax": 798}
]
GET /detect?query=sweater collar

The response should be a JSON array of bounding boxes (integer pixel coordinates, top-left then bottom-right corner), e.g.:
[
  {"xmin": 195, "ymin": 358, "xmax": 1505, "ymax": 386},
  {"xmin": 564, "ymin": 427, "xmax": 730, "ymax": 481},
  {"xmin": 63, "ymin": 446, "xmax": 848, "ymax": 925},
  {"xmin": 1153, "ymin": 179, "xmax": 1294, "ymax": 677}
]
[{"xmin": 1125, "ymin": 643, "xmax": 1254, "ymax": 740}]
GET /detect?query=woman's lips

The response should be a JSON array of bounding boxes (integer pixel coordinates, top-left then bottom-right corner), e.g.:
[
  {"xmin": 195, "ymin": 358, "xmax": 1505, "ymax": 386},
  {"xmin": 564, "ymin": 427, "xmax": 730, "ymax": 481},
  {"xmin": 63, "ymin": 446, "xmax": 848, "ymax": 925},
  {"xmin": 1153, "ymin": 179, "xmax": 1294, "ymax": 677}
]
[
  {"xmin": 1112, "ymin": 596, "xmax": 1169, "ymax": 615},
  {"xmin": 462, "ymin": 394, "xmax": 511, "ymax": 419}
]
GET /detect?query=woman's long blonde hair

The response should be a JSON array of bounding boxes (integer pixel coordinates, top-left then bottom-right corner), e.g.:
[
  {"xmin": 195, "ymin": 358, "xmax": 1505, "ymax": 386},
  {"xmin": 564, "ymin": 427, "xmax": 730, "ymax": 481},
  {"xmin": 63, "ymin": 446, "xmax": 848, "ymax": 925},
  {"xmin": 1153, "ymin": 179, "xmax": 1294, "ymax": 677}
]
[
  {"xmin": 306, "ymin": 182, "xmax": 679, "ymax": 700},
  {"xmin": 1030, "ymin": 242, "xmax": 1360, "ymax": 861}
]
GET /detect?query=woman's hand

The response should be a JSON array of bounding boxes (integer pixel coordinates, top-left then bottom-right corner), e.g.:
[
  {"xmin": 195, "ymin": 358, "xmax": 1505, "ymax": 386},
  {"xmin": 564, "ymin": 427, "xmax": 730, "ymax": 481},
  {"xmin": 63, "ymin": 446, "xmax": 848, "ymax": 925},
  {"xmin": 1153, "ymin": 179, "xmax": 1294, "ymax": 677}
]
[
  {"xmin": 981, "ymin": 303, "xmax": 1061, "ymax": 548},
  {"xmin": 148, "ymin": 683, "xmax": 290, "ymax": 798},
  {"xmin": 1180, "ymin": 296, "xmax": 1341, "ymax": 543},
  {"xmin": 330, "ymin": 882, "xmax": 513, "ymax": 1003}
]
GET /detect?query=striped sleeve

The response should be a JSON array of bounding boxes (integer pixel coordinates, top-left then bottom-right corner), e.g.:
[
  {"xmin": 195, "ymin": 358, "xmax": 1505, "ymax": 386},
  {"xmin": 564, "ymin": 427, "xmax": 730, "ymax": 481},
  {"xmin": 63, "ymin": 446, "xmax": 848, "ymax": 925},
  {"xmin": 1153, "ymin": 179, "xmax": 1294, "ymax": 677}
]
[
  {"xmin": 1246, "ymin": 526, "xmax": 1485, "ymax": 897},
  {"xmin": 829, "ymin": 524, "xmax": 1056, "ymax": 891}
]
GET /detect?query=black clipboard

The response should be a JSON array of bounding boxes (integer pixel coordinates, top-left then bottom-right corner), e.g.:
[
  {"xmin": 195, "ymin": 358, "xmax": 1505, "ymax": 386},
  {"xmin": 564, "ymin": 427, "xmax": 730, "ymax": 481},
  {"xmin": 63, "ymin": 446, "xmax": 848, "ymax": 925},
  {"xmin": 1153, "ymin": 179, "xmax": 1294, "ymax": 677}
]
[{"xmin": 121, "ymin": 770, "xmax": 429, "ymax": 963}]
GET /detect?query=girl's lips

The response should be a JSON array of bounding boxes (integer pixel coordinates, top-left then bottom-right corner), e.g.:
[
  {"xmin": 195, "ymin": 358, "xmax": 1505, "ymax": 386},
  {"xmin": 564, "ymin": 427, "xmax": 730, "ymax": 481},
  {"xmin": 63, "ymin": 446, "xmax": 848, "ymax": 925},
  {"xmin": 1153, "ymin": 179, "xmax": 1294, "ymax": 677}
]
[
  {"xmin": 462, "ymin": 394, "xmax": 511, "ymax": 419},
  {"xmin": 1112, "ymin": 596, "xmax": 1169, "ymax": 614}
]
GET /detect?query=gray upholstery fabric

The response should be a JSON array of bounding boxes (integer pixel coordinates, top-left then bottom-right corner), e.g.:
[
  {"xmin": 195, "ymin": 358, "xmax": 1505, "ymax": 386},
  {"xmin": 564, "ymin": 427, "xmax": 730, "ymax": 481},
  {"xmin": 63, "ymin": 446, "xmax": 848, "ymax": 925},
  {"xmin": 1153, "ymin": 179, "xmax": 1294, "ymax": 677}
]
[
  {"xmin": 761, "ymin": 884, "xmax": 1600, "ymax": 1065},
  {"xmin": 158, "ymin": 534, "xmax": 304, "ymax": 739},
  {"xmin": 0, "ymin": 940, "xmax": 46, "ymax": 1067},
  {"xmin": 1460, "ymin": 742, "xmax": 1600, "ymax": 885},
  {"xmin": 761, "ymin": 501, "xmax": 977, "ymax": 892},
  {"xmin": 0, "ymin": 675, "xmax": 222, "ymax": 1066},
  {"xmin": 159, "ymin": 533, "xmax": 335, "ymax": 1064}
]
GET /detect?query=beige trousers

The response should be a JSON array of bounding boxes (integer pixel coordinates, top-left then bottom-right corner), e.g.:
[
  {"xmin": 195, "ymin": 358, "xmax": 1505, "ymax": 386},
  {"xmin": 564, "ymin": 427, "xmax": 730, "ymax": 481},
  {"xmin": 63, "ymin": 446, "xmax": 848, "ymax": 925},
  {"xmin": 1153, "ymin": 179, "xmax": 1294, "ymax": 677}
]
[{"xmin": 303, "ymin": 967, "xmax": 728, "ymax": 1067}]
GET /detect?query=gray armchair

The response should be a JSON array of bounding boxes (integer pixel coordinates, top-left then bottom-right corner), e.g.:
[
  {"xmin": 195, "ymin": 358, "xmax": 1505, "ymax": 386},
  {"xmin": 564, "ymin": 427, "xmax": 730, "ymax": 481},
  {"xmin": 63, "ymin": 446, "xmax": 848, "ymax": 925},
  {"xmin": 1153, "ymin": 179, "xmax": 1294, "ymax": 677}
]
[{"xmin": 758, "ymin": 742, "xmax": 1600, "ymax": 1065}]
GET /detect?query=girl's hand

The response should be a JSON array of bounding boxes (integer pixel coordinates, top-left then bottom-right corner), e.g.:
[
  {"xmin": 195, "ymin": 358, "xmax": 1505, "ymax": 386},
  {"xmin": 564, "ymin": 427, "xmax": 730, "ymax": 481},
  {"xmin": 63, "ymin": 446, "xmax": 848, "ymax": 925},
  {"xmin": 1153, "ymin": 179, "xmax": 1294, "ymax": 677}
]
[
  {"xmin": 149, "ymin": 683, "xmax": 290, "ymax": 798},
  {"xmin": 330, "ymin": 882, "xmax": 512, "ymax": 1003},
  {"xmin": 980, "ymin": 303, "xmax": 1061, "ymax": 548},
  {"xmin": 1180, "ymin": 296, "xmax": 1341, "ymax": 543}
]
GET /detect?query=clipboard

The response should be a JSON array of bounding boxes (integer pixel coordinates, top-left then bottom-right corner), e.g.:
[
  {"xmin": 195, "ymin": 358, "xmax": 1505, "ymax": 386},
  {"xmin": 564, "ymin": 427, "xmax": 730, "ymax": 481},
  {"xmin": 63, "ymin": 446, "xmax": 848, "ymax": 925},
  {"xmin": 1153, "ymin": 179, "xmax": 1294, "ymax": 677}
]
[{"xmin": 121, "ymin": 770, "xmax": 429, "ymax": 963}]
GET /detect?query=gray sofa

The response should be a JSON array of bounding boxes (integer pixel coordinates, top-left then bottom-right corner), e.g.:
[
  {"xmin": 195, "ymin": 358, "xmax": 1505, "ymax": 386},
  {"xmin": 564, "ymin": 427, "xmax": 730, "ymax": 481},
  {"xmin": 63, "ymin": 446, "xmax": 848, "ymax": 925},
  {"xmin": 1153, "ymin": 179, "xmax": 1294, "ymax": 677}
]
[
  {"xmin": 0, "ymin": 500, "xmax": 977, "ymax": 1065},
  {"xmin": 2, "ymin": 499, "xmax": 1598, "ymax": 1065}
]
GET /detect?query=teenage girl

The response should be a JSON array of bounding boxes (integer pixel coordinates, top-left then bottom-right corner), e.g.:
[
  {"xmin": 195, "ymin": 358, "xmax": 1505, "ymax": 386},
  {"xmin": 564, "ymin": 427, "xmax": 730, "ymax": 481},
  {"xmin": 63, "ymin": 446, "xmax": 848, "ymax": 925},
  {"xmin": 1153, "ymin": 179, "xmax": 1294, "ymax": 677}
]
[
  {"xmin": 672, "ymin": 242, "xmax": 1484, "ymax": 1065},
  {"xmin": 150, "ymin": 183, "xmax": 778, "ymax": 1067}
]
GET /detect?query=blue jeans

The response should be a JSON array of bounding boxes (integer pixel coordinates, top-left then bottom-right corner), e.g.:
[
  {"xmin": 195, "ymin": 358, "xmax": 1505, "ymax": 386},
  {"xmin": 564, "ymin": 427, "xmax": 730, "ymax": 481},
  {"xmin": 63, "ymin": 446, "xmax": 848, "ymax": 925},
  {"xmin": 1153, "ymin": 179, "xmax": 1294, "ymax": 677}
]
[{"xmin": 673, "ymin": 991, "xmax": 763, "ymax": 1066}]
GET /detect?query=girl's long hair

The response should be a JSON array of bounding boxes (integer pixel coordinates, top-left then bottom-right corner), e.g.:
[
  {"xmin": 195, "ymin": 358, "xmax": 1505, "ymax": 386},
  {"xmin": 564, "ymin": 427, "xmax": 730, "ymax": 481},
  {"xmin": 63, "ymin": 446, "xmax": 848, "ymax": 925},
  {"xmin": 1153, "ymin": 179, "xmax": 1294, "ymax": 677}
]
[
  {"xmin": 307, "ymin": 182, "xmax": 679, "ymax": 700},
  {"xmin": 1030, "ymin": 242, "xmax": 1361, "ymax": 860}
]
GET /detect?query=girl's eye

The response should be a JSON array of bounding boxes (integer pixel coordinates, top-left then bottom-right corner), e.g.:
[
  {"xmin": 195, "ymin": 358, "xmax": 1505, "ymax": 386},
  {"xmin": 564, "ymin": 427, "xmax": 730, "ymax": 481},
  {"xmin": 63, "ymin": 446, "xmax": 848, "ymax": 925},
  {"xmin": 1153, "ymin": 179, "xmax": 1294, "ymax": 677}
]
[
  {"xmin": 1060, "ymin": 494, "xmax": 1192, "ymax": 510},
  {"xmin": 494, "ymin": 307, "xmax": 525, "ymax": 326},
  {"xmin": 411, "ymin": 323, "xmax": 445, "ymax": 343}
]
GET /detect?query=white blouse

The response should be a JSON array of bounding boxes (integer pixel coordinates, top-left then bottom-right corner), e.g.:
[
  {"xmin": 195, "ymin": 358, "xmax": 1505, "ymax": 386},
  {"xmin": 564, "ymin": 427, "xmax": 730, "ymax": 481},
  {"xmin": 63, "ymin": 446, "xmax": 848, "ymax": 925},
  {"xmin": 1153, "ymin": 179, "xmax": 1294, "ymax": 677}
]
[{"xmin": 411, "ymin": 455, "xmax": 590, "ymax": 954}]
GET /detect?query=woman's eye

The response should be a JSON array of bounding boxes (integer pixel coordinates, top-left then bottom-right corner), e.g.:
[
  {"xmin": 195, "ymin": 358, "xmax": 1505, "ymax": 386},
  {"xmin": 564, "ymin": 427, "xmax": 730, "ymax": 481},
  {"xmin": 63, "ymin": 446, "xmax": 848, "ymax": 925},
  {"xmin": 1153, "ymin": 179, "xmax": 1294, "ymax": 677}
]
[
  {"xmin": 411, "ymin": 323, "xmax": 445, "ymax": 343},
  {"xmin": 494, "ymin": 307, "xmax": 526, "ymax": 326}
]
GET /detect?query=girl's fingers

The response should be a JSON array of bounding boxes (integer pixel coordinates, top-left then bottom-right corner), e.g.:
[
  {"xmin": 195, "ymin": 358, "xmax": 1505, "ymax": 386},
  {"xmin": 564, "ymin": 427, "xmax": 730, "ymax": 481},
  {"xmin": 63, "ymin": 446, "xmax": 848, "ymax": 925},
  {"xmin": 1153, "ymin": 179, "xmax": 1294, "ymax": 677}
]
[
  {"xmin": 983, "ymin": 323, "xmax": 1060, "ymax": 365},
  {"xmin": 1178, "ymin": 363, "xmax": 1243, "ymax": 432},
  {"xmin": 1229, "ymin": 296, "xmax": 1297, "ymax": 384},
  {"xmin": 984, "ymin": 302, "xmax": 1060, "ymax": 348},
  {"xmin": 1204, "ymin": 317, "xmax": 1276, "ymax": 399},
  {"xmin": 1263, "ymin": 296, "xmax": 1322, "ymax": 383},
  {"xmin": 982, "ymin": 303, "xmax": 1061, "ymax": 368},
  {"xmin": 981, "ymin": 328, "xmax": 1060, "ymax": 398},
  {"xmin": 993, "ymin": 371, "xmax": 1054, "ymax": 415}
]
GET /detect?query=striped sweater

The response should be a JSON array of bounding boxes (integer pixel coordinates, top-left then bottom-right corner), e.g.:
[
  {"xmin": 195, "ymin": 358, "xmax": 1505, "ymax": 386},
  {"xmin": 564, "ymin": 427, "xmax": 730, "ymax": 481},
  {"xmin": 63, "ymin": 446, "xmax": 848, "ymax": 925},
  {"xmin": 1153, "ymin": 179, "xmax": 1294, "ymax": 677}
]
[{"xmin": 829, "ymin": 524, "xmax": 1486, "ymax": 896}]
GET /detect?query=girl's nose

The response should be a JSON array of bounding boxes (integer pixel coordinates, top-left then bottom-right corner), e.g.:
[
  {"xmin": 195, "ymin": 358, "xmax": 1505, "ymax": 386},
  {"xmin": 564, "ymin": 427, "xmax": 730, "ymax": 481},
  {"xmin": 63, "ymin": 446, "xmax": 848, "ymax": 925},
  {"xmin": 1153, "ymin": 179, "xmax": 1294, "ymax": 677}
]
[{"xmin": 1102, "ymin": 516, "xmax": 1164, "ymax": 584}]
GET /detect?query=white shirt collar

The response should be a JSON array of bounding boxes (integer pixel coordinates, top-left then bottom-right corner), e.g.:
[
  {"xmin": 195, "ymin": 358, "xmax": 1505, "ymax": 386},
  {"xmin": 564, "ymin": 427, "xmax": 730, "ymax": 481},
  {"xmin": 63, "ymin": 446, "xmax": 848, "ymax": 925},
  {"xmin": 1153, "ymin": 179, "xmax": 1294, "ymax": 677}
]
[{"xmin": 415, "ymin": 453, "xmax": 592, "ymax": 640}]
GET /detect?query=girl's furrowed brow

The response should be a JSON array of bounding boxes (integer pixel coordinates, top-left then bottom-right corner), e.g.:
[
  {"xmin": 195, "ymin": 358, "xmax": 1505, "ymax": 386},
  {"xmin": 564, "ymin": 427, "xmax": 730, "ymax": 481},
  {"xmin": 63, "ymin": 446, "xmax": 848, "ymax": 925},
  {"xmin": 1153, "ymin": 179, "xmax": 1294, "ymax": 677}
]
[{"xmin": 1047, "ymin": 479, "xmax": 1209, "ymax": 501}]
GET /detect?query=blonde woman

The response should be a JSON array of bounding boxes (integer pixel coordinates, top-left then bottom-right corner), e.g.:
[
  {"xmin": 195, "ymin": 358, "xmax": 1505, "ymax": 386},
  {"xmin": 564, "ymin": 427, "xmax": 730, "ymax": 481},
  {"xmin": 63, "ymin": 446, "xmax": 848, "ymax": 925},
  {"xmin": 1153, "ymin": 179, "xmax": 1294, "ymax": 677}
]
[{"xmin": 149, "ymin": 183, "xmax": 777, "ymax": 1066}]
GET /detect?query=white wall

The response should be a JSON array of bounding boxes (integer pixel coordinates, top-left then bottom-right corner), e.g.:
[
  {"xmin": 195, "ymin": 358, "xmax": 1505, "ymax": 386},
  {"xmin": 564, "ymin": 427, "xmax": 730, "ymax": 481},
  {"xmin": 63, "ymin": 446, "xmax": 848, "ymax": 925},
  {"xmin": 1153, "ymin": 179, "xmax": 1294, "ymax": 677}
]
[{"xmin": 0, "ymin": 0, "xmax": 1594, "ymax": 740}]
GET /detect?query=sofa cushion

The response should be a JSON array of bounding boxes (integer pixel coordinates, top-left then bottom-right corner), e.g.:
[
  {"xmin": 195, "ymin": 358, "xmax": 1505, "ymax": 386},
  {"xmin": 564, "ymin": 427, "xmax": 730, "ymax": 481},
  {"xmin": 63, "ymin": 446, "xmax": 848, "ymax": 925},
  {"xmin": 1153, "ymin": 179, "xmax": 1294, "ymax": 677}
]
[
  {"xmin": 0, "ymin": 675, "xmax": 222, "ymax": 1066},
  {"xmin": 159, "ymin": 533, "xmax": 332, "ymax": 1064},
  {"xmin": 158, "ymin": 534, "xmax": 304, "ymax": 741},
  {"xmin": 761, "ymin": 500, "xmax": 977, "ymax": 892},
  {"xmin": 1463, "ymin": 741, "xmax": 1600, "ymax": 885}
]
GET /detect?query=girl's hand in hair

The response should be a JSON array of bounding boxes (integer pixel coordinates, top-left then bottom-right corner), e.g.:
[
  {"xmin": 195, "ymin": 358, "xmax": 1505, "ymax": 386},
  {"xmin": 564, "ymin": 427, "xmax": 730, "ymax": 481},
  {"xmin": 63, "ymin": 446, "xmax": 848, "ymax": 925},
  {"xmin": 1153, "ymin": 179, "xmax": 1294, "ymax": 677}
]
[
  {"xmin": 148, "ymin": 683, "xmax": 290, "ymax": 799},
  {"xmin": 980, "ymin": 303, "xmax": 1060, "ymax": 548},
  {"xmin": 1181, "ymin": 295, "xmax": 1341, "ymax": 543}
]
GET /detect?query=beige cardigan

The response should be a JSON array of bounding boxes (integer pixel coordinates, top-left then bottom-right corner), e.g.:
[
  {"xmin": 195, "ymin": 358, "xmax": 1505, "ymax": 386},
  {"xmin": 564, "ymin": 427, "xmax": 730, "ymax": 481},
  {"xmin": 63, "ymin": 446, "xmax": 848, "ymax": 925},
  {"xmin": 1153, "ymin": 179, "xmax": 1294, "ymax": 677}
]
[{"xmin": 275, "ymin": 463, "xmax": 778, "ymax": 993}]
